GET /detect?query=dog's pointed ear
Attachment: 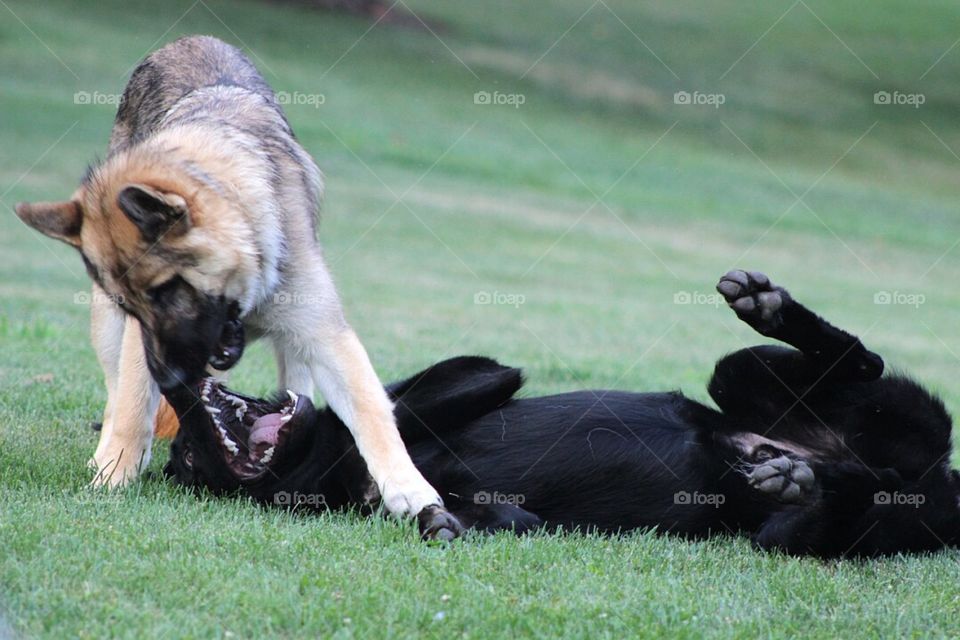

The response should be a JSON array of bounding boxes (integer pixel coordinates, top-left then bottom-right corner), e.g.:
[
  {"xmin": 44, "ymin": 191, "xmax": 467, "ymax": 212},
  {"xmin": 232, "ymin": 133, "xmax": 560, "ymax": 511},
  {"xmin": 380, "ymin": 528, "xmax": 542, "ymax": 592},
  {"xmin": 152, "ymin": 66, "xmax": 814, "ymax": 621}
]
[
  {"xmin": 15, "ymin": 199, "xmax": 84, "ymax": 248},
  {"xmin": 117, "ymin": 184, "xmax": 190, "ymax": 242}
]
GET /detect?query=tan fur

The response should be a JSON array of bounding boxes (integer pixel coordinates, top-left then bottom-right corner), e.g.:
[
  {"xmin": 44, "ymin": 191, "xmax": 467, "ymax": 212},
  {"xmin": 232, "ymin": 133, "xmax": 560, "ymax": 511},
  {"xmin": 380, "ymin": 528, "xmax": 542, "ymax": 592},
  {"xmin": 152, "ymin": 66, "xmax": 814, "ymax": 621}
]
[
  {"xmin": 78, "ymin": 132, "xmax": 270, "ymax": 308},
  {"xmin": 16, "ymin": 36, "xmax": 442, "ymax": 517},
  {"xmin": 154, "ymin": 398, "xmax": 180, "ymax": 439},
  {"xmin": 338, "ymin": 331, "xmax": 418, "ymax": 486},
  {"xmin": 90, "ymin": 315, "xmax": 160, "ymax": 486}
]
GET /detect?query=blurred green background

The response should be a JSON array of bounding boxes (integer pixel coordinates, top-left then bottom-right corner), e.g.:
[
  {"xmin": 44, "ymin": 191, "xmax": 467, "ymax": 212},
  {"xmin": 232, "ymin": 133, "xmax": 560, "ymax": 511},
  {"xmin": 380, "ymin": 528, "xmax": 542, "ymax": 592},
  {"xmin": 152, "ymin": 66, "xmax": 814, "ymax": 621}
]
[{"xmin": 2, "ymin": 1, "xmax": 960, "ymax": 637}]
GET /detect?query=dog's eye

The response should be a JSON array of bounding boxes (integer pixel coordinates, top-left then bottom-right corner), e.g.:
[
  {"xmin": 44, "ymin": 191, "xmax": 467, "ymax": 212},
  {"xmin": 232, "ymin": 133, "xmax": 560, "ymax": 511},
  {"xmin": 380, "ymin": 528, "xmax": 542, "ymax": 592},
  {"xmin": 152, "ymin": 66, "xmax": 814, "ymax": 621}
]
[{"xmin": 183, "ymin": 448, "xmax": 194, "ymax": 470}]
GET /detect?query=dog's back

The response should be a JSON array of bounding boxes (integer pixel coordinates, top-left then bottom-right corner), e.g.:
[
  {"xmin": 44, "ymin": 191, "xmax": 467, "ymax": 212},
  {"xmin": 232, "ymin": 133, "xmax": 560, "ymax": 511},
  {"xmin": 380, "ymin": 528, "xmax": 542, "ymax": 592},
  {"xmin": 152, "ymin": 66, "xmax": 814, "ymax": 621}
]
[{"xmin": 109, "ymin": 36, "xmax": 279, "ymax": 152}]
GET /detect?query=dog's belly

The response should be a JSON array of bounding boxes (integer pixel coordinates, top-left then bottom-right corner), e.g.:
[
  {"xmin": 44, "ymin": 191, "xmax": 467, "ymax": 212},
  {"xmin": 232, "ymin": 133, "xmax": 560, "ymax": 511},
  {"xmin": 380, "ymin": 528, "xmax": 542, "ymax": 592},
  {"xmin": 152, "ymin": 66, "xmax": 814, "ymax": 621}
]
[{"xmin": 410, "ymin": 391, "xmax": 725, "ymax": 533}]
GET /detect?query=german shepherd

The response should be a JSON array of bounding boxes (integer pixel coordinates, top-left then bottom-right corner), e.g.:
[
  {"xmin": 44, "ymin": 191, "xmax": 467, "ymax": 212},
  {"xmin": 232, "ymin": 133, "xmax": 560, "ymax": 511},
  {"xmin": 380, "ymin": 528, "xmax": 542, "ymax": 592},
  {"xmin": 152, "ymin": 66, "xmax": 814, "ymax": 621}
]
[
  {"xmin": 165, "ymin": 270, "xmax": 960, "ymax": 555},
  {"xmin": 15, "ymin": 36, "xmax": 444, "ymax": 521}
]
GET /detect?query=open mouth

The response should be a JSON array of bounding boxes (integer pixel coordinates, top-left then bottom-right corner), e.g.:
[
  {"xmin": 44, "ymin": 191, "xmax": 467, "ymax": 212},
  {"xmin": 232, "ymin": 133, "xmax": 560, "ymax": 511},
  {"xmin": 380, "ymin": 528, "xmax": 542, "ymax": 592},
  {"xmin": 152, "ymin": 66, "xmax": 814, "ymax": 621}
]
[
  {"xmin": 198, "ymin": 378, "xmax": 306, "ymax": 480},
  {"xmin": 207, "ymin": 302, "xmax": 245, "ymax": 371}
]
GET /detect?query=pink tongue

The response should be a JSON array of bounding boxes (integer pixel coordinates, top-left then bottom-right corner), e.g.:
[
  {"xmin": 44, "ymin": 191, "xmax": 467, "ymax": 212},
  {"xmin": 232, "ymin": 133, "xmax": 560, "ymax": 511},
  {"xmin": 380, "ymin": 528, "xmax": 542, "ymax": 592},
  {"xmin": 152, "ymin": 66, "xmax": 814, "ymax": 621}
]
[{"xmin": 249, "ymin": 413, "xmax": 283, "ymax": 448}]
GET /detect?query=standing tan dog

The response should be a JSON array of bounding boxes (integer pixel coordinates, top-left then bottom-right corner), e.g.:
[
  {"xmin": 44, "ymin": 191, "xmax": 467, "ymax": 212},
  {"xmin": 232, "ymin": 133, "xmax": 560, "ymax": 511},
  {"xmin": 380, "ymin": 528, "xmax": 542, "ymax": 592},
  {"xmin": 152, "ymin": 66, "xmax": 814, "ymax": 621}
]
[{"xmin": 16, "ymin": 36, "xmax": 449, "ymax": 524}]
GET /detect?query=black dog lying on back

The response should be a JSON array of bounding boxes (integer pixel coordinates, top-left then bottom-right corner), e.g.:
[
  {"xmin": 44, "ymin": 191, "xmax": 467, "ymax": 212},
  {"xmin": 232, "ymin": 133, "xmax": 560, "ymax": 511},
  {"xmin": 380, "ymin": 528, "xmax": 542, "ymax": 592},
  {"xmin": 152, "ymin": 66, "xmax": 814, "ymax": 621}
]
[{"xmin": 164, "ymin": 271, "xmax": 960, "ymax": 557}]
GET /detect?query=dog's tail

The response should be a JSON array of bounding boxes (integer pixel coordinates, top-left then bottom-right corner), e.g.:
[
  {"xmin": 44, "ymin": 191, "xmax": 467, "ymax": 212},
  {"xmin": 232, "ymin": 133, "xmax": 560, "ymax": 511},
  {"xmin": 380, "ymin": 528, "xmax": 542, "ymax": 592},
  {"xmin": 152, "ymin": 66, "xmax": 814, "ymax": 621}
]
[
  {"xmin": 89, "ymin": 397, "xmax": 181, "ymax": 439},
  {"xmin": 154, "ymin": 397, "xmax": 180, "ymax": 439}
]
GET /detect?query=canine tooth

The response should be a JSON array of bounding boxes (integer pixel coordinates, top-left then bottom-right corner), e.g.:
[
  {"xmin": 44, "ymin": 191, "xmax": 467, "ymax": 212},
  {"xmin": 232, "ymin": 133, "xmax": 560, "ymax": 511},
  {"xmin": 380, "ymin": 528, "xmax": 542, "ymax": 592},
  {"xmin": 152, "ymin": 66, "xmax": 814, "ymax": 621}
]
[
  {"xmin": 286, "ymin": 390, "xmax": 297, "ymax": 404},
  {"xmin": 205, "ymin": 406, "xmax": 220, "ymax": 415},
  {"xmin": 280, "ymin": 414, "xmax": 292, "ymax": 424}
]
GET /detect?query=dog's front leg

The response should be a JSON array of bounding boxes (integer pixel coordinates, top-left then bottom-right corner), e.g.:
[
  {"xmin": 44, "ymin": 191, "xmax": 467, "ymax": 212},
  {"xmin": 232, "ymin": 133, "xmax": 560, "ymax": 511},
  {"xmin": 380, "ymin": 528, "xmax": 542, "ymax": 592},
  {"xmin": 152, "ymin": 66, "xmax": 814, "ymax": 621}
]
[
  {"xmin": 90, "ymin": 315, "xmax": 159, "ymax": 487},
  {"xmin": 90, "ymin": 284, "xmax": 124, "ymax": 468},
  {"xmin": 299, "ymin": 328, "xmax": 445, "ymax": 519}
]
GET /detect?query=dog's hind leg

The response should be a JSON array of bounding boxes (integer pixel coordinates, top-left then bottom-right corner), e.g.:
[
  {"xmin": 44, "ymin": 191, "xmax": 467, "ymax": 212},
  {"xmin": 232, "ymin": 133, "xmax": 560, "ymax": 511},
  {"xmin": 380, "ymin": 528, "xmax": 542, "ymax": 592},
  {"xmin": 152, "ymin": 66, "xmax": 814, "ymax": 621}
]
[{"xmin": 752, "ymin": 463, "xmax": 905, "ymax": 557}]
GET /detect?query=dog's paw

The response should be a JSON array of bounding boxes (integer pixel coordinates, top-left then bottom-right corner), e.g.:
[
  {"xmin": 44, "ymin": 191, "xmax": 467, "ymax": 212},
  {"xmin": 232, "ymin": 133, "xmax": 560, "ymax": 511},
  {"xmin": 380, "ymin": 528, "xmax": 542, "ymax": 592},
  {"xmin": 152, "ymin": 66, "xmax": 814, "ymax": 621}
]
[
  {"xmin": 417, "ymin": 505, "xmax": 464, "ymax": 542},
  {"xmin": 716, "ymin": 270, "xmax": 789, "ymax": 334},
  {"xmin": 380, "ymin": 473, "xmax": 443, "ymax": 519},
  {"xmin": 746, "ymin": 455, "xmax": 815, "ymax": 504},
  {"xmin": 89, "ymin": 440, "xmax": 151, "ymax": 488}
]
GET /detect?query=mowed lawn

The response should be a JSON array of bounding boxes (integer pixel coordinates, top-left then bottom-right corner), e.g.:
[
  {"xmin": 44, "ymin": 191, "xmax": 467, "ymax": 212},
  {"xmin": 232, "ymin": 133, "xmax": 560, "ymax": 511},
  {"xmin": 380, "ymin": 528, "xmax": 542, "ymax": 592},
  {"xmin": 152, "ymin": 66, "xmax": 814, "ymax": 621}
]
[{"xmin": 2, "ymin": 0, "xmax": 960, "ymax": 636}]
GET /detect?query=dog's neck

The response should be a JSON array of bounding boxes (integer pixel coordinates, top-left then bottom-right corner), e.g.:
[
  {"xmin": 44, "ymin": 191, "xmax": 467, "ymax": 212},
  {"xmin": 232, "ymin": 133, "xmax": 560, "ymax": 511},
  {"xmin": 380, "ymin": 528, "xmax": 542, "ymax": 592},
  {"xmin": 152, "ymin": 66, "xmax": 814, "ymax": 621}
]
[{"xmin": 245, "ymin": 410, "xmax": 373, "ymax": 511}]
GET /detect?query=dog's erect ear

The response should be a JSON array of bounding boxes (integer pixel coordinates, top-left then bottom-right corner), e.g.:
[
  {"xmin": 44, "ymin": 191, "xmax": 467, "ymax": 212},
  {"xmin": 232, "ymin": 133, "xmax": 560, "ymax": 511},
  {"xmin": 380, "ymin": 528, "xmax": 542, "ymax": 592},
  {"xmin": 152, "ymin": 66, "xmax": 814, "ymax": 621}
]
[
  {"xmin": 117, "ymin": 184, "xmax": 190, "ymax": 242},
  {"xmin": 15, "ymin": 199, "xmax": 84, "ymax": 248}
]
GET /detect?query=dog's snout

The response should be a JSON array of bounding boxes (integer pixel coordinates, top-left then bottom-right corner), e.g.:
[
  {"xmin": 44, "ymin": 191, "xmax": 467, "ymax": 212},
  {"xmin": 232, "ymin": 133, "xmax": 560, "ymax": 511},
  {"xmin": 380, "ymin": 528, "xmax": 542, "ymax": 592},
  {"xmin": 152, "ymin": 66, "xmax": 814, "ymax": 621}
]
[{"xmin": 207, "ymin": 313, "xmax": 245, "ymax": 371}]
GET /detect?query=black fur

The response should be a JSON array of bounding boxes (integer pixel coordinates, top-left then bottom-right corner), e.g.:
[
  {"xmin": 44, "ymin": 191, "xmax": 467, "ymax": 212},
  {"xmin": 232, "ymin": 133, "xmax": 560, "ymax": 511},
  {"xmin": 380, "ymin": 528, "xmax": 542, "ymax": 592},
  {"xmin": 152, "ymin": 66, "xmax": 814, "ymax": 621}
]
[{"xmin": 165, "ymin": 272, "xmax": 960, "ymax": 556}]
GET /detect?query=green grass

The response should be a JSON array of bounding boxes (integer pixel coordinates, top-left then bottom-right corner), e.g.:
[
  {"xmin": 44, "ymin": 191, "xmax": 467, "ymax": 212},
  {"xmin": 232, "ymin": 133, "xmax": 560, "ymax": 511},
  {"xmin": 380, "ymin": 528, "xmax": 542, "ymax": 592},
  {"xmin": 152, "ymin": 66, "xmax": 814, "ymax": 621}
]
[{"xmin": 2, "ymin": 0, "xmax": 960, "ymax": 636}]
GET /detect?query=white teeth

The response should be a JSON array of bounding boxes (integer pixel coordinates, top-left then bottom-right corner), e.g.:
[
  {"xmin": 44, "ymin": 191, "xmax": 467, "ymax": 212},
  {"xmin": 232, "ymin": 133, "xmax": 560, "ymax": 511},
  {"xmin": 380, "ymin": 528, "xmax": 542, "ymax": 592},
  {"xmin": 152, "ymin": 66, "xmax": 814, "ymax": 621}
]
[
  {"xmin": 236, "ymin": 409, "xmax": 244, "ymax": 421},
  {"xmin": 261, "ymin": 447, "xmax": 274, "ymax": 464},
  {"xmin": 205, "ymin": 406, "xmax": 220, "ymax": 415},
  {"xmin": 280, "ymin": 414, "xmax": 292, "ymax": 424},
  {"xmin": 215, "ymin": 424, "xmax": 240, "ymax": 455},
  {"xmin": 286, "ymin": 390, "xmax": 298, "ymax": 404}
]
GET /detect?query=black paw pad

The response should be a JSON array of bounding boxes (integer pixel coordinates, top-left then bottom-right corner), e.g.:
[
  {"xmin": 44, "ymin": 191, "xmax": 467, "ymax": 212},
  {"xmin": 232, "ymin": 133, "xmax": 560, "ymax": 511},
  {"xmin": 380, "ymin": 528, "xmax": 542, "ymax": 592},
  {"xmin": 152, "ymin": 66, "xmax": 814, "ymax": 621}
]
[
  {"xmin": 747, "ymin": 456, "xmax": 815, "ymax": 504},
  {"xmin": 417, "ymin": 505, "xmax": 464, "ymax": 542},
  {"xmin": 716, "ymin": 270, "xmax": 788, "ymax": 332}
]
